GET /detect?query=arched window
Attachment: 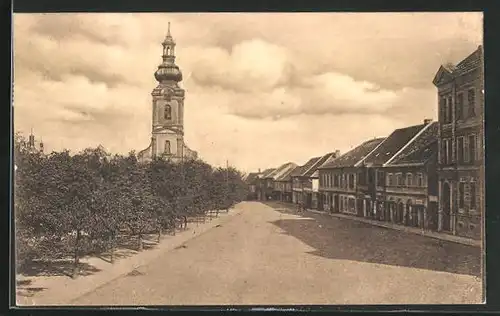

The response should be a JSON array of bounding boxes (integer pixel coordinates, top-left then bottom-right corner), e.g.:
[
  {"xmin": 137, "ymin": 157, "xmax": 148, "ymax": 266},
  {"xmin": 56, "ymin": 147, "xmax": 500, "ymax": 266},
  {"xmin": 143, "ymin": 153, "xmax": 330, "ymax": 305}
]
[
  {"xmin": 166, "ymin": 47, "xmax": 171, "ymax": 55},
  {"xmin": 406, "ymin": 173, "xmax": 413, "ymax": 187},
  {"xmin": 164, "ymin": 104, "xmax": 172, "ymax": 120},
  {"xmin": 164, "ymin": 140, "xmax": 171, "ymax": 154}
]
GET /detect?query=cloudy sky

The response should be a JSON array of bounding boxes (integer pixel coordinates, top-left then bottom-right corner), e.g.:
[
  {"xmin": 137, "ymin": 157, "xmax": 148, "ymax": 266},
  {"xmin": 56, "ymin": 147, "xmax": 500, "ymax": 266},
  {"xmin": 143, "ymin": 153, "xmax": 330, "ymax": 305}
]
[{"xmin": 13, "ymin": 12, "xmax": 482, "ymax": 172}]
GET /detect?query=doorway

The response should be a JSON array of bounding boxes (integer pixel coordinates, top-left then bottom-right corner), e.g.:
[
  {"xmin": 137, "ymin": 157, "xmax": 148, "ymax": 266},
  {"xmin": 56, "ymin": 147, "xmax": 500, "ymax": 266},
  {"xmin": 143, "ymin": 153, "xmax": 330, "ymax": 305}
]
[{"xmin": 442, "ymin": 182, "xmax": 451, "ymax": 231}]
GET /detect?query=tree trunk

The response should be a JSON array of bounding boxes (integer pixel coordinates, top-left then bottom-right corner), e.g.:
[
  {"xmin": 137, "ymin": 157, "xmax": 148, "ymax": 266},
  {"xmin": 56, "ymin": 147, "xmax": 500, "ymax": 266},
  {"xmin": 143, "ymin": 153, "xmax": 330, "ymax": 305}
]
[
  {"xmin": 138, "ymin": 233, "xmax": 143, "ymax": 251},
  {"xmin": 157, "ymin": 223, "xmax": 162, "ymax": 243},
  {"xmin": 109, "ymin": 233, "xmax": 115, "ymax": 264},
  {"xmin": 72, "ymin": 230, "xmax": 81, "ymax": 279}
]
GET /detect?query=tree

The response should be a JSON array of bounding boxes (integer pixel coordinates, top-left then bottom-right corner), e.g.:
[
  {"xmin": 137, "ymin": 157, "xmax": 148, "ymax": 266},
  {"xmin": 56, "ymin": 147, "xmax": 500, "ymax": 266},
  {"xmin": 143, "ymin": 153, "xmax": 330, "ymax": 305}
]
[{"xmin": 119, "ymin": 153, "xmax": 157, "ymax": 251}]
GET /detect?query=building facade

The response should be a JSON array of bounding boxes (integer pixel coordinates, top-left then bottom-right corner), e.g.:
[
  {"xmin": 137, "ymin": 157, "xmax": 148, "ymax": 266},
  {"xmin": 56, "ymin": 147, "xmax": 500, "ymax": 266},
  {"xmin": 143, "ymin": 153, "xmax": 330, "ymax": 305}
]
[
  {"xmin": 318, "ymin": 138, "xmax": 385, "ymax": 215},
  {"xmin": 257, "ymin": 168, "xmax": 276, "ymax": 201},
  {"xmin": 432, "ymin": 46, "xmax": 484, "ymax": 240},
  {"xmin": 290, "ymin": 157, "xmax": 321, "ymax": 207},
  {"xmin": 245, "ymin": 172, "xmax": 260, "ymax": 200},
  {"xmin": 270, "ymin": 162, "xmax": 298, "ymax": 201},
  {"xmin": 381, "ymin": 122, "xmax": 439, "ymax": 230},
  {"xmin": 274, "ymin": 165, "xmax": 299, "ymax": 202},
  {"xmin": 138, "ymin": 23, "xmax": 197, "ymax": 163},
  {"xmin": 358, "ymin": 121, "xmax": 434, "ymax": 220},
  {"xmin": 301, "ymin": 152, "xmax": 338, "ymax": 210}
]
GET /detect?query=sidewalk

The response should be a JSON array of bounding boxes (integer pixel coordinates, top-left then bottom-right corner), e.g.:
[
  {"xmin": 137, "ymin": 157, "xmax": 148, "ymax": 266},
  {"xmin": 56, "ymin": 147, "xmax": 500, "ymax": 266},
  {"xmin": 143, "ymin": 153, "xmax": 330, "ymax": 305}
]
[
  {"xmin": 307, "ymin": 209, "xmax": 481, "ymax": 248},
  {"xmin": 16, "ymin": 207, "xmax": 245, "ymax": 306},
  {"xmin": 269, "ymin": 201, "xmax": 480, "ymax": 248}
]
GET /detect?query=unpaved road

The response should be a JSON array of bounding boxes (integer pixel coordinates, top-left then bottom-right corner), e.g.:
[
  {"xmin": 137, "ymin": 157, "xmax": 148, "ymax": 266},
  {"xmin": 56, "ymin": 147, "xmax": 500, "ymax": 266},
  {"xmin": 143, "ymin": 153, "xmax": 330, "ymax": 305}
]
[{"xmin": 71, "ymin": 201, "xmax": 482, "ymax": 305}]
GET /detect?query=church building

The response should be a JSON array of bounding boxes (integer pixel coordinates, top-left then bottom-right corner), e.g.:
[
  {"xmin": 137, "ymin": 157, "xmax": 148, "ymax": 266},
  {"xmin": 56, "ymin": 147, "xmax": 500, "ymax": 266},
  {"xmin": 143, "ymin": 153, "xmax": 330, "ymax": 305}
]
[{"xmin": 138, "ymin": 23, "xmax": 198, "ymax": 163}]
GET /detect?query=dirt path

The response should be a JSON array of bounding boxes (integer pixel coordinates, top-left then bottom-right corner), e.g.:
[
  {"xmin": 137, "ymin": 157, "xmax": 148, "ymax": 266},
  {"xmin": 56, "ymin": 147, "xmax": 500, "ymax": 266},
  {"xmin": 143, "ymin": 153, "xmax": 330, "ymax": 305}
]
[{"xmin": 70, "ymin": 201, "xmax": 482, "ymax": 305}]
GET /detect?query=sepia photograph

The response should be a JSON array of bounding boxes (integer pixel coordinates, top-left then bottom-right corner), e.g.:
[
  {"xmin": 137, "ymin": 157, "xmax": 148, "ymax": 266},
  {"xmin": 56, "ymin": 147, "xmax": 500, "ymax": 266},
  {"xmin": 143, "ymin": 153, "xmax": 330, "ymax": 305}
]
[{"xmin": 13, "ymin": 12, "xmax": 484, "ymax": 306}]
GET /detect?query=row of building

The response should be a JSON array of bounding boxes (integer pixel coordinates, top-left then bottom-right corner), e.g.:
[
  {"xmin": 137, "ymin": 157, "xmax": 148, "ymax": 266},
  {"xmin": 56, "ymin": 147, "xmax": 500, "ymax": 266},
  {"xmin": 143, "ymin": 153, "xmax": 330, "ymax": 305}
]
[{"xmin": 245, "ymin": 46, "xmax": 484, "ymax": 241}]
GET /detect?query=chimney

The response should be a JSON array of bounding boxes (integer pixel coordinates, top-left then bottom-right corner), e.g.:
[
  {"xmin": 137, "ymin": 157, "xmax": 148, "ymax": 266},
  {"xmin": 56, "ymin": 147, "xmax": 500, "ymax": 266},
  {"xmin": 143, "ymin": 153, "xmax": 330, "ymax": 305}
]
[
  {"xmin": 258, "ymin": 168, "xmax": 261, "ymax": 173},
  {"xmin": 424, "ymin": 119, "xmax": 432, "ymax": 125}
]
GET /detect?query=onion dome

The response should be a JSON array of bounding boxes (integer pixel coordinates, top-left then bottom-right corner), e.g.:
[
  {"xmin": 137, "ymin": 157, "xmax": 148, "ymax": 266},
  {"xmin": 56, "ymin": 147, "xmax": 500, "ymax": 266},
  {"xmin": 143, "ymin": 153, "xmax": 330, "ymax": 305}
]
[
  {"xmin": 154, "ymin": 63, "xmax": 183, "ymax": 82},
  {"xmin": 154, "ymin": 22, "xmax": 183, "ymax": 83}
]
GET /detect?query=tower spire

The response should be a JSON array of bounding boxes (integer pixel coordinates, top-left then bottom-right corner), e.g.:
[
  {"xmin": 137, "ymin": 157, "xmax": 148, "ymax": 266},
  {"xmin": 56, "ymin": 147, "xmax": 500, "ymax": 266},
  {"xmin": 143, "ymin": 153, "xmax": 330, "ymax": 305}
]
[{"xmin": 167, "ymin": 21, "xmax": 171, "ymax": 37}]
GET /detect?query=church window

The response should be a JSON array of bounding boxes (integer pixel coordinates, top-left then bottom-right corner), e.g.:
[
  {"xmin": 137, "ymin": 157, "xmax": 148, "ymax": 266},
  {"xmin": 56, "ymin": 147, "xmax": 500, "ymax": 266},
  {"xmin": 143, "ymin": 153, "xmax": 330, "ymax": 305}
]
[
  {"xmin": 164, "ymin": 104, "xmax": 172, "ymax": 120},
  {"xmin": 166, "ymin": 47, "xmax": 171, "ymax": 55},
  {"xmin": 164, "ymin": 140, "xmax": 171, "ymax": 154}
]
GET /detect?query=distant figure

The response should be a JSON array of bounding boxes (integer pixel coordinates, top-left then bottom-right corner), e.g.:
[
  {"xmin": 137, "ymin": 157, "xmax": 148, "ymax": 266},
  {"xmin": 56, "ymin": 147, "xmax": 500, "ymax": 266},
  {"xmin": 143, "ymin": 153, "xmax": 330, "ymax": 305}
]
[{"xmin": 297, "ymin": 201, "xmax": 304, "ymax": 213}]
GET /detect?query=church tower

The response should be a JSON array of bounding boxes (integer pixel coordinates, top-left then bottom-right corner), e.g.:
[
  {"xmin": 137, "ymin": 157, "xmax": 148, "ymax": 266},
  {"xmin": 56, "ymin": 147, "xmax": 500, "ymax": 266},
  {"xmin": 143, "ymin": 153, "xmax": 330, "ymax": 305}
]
[{"xmin": 138, "ymin": 23, "xmax": 197, "ymax": 162}]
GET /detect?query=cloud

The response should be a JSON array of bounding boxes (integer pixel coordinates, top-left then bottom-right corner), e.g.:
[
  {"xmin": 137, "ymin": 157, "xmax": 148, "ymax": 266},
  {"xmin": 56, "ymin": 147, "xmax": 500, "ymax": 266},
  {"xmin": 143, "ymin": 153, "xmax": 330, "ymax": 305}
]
[
  {"xmin": 189, "ymin": 39, "xmax": 292, "ymax": 93},
  {"xmin": 12, "ymin": 12, "xmax": 483, "ymax": 172}
]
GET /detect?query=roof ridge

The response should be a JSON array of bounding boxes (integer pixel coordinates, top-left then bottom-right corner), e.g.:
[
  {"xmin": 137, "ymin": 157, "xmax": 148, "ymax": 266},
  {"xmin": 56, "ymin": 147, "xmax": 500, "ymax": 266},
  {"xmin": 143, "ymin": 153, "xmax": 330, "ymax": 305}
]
[
  {"xmin": 354, "ymin": 137, "xmax": 389, "ymax": 167},
  {"xmin": 304, "ymin": 152, "xmax": 334, "ymax": 176},
  {"xmin": 383, "ymin": 122, "xmax": 434, "ymax": 166},
  {"xmin": 300, "ymin": 156, "xmax": 321, "ymax": 176}
]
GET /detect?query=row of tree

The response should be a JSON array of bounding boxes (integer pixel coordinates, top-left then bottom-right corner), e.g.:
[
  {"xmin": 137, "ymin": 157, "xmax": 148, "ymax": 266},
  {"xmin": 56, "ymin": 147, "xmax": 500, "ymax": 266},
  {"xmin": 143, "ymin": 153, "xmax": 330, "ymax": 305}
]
[{"xmin": 14, "ymin": 134, "xmax": 248, "ymax": 278}]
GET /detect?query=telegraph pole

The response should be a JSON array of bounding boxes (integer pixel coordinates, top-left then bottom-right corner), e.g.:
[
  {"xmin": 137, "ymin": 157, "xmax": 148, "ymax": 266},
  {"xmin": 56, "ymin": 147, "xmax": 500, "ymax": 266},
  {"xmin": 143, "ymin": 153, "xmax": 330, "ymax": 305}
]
[{"xmin": 226, "ymin": 159, "xmax": 230, "ymax": 213}]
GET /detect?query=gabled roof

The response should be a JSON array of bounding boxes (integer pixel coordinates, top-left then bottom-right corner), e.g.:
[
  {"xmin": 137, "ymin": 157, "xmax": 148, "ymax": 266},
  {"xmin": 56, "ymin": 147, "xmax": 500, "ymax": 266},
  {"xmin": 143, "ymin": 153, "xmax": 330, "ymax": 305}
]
[
  {"xmin": 386, "ymin": 122, "xmax": 439, "ymax": 166},
  {"xmin": 269, "ymin": 162, "xmax": 297, "ymax": 180},
  {"xmin": 290, "ymin": 165, "xmax": 305, "ymax": 177},
  {"xmin": 433, "ymin": 46, "xmax": 483, "ymax": 86},
  {"xmin": 260, "ymin": 168, "xmax": 276, "ymax": 179},
  {"xmin": 295, "ymin": 156, "xmax": 321, "ymax": 177},
  {"xmin": 302, "ymin": 152, "xmax": 337, "ymax": 177},
  {"xmin": 362, "ymin": 123, "xmax": 428, "ymax": 166},
  {"xmin": 454, "ymin": 45, "xmax": 483, "ymax": 76},
  {"xmin": 276, "ymin": 165, "xmax": 298, "ymax": 182},
  {"xmin": 432, "ymin": 65, "xmax": 455, "ymax": 86},
  {"xmin": 245, "ymin": 172, "xmax": 260, "ymax": 184},
  {"xmin": 319, "ymin": 138, "xmax": 386, "ymax": 169}
]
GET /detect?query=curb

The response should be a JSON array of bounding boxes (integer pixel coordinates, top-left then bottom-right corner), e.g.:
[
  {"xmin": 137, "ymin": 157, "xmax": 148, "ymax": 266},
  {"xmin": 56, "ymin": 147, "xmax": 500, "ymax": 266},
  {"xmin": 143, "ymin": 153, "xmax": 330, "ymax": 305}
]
[
  {"xmin": 306, "ymin": 208, "xmax": 480, "ymax": 248},
  {"xmin": 17, "ymin": 208, "xmax": 244, "ymax": 306}
]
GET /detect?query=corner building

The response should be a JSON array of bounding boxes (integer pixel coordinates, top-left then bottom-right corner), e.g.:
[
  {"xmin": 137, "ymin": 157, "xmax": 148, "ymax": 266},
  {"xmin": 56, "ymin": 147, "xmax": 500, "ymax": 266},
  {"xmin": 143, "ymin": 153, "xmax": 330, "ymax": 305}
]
[{"xmin": 432, "ymin": 46, "xmax": 484, "ymax": 240}]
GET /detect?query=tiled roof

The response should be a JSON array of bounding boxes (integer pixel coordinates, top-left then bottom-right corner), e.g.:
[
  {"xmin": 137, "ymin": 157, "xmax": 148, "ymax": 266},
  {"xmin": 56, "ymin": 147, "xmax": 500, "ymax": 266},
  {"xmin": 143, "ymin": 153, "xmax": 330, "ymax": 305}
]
[
  {"xmin": 433, "ymin": 46, "xmax": 482, "ymax": 86},
  {"xmin": 297, "ymin": 157, "xmax": 321, "ymax": 177},
  {"xmin": 260, "ymin": 168, "xmax": 276, "ymax": 179},
  {"xmin": 270, "ymin": 162, "xmax": 297, "ymax": 180},
  {"xmin": 276, "ymin": 165, "xmax": 298, "ymax": 182},
  {"xmin": 290, "ymin": 165, "xmax": 305, "ymax": 177},
  {"xmin": 454, "ymin": 46, "xmax": 482, "ymax": 76},
  {"xmin": 245, "ymin": 172, "xmax": 260, "ymax": 184},
  {"xmin": 362, "ymin": 124, "xmax": 427, "ymax": 166},
  {"xmin": 319, "ymin": 138, "xmax": 386, "ymax": 169},
  {"xmin": 302, "ymin": 152, "xmax": 337, "ymax": 177},
  {"xmin": 388, "ymin": 122, "xmax": 439, "ymax": 165}
]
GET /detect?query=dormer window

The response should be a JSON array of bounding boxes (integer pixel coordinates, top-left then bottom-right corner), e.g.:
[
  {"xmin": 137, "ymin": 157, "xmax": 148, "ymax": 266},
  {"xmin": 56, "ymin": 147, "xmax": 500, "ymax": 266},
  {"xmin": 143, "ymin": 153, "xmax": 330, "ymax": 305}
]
[{"xmin": 164, "ymin": 104, "xmax": 172, "ymax": 120}]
